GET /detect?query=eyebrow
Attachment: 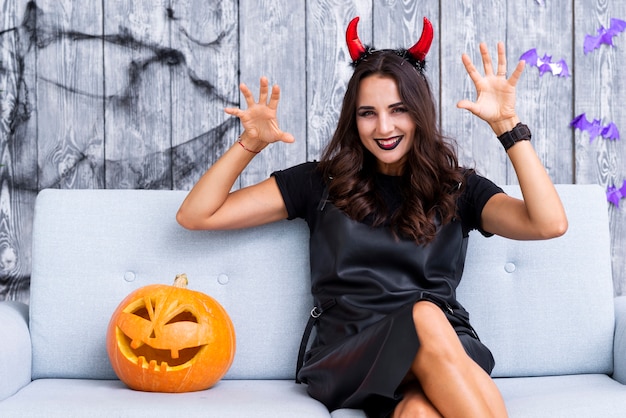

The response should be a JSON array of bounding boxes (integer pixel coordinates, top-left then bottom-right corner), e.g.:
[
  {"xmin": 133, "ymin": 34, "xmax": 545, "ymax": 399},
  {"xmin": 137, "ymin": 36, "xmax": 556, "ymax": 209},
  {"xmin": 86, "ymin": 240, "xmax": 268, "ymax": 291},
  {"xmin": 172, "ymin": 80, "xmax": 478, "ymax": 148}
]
[{"xmin": 357, "ymin": 102, "xmax": 404, "ymax": 111}]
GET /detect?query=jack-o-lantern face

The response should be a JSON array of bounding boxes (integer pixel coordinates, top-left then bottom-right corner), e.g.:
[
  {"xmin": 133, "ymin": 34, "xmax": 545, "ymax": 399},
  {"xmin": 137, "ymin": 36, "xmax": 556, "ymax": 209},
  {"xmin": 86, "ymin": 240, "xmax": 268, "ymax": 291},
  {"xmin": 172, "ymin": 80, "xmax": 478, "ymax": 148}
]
[{"xmin": 106, "ymin": 274, "xmax": 236, "ymax": 393}]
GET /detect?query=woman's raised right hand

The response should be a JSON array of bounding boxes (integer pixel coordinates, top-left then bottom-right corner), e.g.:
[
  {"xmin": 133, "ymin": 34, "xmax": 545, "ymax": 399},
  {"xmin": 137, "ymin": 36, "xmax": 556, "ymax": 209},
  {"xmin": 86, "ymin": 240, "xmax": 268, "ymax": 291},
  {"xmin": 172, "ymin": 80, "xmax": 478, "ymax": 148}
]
[{"xmin": 224, "ymin": 76, "xmax": 295, "ymax": 149}]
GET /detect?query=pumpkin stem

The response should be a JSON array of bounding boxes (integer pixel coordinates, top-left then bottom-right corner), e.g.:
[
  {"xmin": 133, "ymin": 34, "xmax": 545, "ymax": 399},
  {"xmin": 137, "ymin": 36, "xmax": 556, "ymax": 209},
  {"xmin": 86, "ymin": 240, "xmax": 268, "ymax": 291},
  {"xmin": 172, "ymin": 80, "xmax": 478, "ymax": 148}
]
[{"xmin": 173, "ymin": 273, "xmax": 189, "ymax": 288}]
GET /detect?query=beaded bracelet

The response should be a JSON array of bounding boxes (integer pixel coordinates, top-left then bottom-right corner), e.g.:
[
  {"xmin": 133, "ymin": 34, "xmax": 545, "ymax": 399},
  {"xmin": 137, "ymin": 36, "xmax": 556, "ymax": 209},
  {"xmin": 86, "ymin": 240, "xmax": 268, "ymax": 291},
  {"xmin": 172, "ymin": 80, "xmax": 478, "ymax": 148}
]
[{"xmin": 237, "ymin": 137, "xmax": 261, "ymax": 154}]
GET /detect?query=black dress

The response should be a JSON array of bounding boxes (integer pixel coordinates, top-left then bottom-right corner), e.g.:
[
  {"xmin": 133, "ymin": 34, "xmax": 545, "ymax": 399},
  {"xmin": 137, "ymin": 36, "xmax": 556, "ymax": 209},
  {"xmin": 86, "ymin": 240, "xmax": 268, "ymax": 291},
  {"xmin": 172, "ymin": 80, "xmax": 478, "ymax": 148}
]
[{"xmin": 272, "ymin": 162, "xmax": 503, "ymax": 417}]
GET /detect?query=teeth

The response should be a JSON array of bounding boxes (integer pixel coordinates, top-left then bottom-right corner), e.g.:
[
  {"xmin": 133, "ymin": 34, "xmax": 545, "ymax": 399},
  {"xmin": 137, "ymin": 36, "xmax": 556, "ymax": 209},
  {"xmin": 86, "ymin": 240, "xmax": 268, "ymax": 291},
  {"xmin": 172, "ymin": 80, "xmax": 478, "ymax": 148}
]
[
  {"xmin": 376, "ymin": 136, "xmax": 401, "ymax": 148},
  {"xmin": 171, "ymin": 349, "xmax": 179, "ymax": 359},
  {"xmin": 380, "ymin": 138, "xmax": 398, "ymax": 146},
  {"xmin": 130, "ymin": 339, "xmax": 143, "ymax": 349},
  {"xmin": 135, "ymin": 356, "xmax": 169, "ymax": 372}
]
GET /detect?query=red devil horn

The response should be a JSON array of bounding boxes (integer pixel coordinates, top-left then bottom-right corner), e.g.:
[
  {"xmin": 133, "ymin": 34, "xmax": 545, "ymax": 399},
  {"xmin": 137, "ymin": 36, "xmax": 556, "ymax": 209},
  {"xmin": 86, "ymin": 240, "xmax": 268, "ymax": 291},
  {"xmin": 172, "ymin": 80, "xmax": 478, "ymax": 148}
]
[
  {"xmin": 346, "ymin": 17, "xmax": 367, "ymax": 61},
  {"xmin": 407, "ymin": 17, "xmax": 434, "ymax": 62}
]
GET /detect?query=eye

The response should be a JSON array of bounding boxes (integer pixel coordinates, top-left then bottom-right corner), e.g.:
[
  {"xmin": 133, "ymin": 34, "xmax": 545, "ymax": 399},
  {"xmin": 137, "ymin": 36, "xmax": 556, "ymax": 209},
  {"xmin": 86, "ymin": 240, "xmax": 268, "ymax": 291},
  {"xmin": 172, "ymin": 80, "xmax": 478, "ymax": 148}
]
[
  {"xmin": 357, "ymin": 110, "xmax": 375, "ymax": 117},
  {"xmin": 166, "ymin": 311, "xmax": 198, "ymax": 325},
  {"xmin": 131, "ymin": 298, "xmax": 156, "ymax": 320},
  {"xmin": 392, "ymin": 106, "xmax": 408, "ymax": 113}
]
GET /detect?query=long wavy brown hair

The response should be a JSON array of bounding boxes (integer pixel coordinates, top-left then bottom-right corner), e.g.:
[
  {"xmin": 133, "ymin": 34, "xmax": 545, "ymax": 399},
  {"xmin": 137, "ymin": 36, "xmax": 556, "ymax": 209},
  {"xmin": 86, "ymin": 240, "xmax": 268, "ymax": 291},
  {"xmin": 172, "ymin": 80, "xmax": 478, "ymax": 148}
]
[{"xmin": 319, "ymin": 50, "xmax": 465, "ymax": 244}]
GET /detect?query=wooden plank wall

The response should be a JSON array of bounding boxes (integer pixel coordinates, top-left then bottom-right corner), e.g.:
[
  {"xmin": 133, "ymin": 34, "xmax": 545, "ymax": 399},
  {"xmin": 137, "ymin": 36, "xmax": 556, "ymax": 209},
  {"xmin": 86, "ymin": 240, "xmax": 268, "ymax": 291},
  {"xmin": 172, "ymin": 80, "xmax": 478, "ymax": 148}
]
[{"xmin": 0, "ymin": 0, "xmax": 624, "ymax": 302}]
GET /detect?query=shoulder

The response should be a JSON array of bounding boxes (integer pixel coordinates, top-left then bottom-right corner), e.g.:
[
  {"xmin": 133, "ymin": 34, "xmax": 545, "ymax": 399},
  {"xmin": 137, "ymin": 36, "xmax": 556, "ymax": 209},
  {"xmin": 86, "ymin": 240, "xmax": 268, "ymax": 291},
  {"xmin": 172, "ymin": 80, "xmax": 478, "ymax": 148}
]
[
  {"xmin": 271, "ymin": 162, "xmax": 325, "ymax": 220},
  {"xmin": 457, "ymin": 170, "xmax": 504, "ymax": 236},
  {"xmin": 272, "ymin": 162, "xmax": 325, "ymax": 198},
  {"xmin": 461, "ymin": 170, "xmax": 503, "ymax": 203},
  {"xmin": 272, "ymin": 161, "xmax": 321, "ymax": 182}
]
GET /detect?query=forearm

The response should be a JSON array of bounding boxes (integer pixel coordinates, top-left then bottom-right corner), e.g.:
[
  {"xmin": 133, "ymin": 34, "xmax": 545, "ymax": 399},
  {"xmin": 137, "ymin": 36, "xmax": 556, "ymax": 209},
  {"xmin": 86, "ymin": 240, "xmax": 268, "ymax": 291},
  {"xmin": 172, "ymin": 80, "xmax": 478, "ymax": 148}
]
[
  {"xmin": 176, "ymin": 134, "xmax": 266, "ymax": 229},
  {"xmin": 505, "ymin": 135, "xmax": 568, "ymax": 237}
]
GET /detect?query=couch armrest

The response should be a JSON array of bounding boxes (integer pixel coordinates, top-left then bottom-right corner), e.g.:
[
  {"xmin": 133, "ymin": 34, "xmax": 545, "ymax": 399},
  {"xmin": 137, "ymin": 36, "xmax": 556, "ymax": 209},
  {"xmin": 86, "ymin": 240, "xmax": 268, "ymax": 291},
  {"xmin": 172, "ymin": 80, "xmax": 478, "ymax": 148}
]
[
  {"xmin": 0, "ymin": 301, "xmax": 31, "ymax": 401},
  {"xmin": 613, "ymin": 296, "xmax": 626, "ymax": 384}
]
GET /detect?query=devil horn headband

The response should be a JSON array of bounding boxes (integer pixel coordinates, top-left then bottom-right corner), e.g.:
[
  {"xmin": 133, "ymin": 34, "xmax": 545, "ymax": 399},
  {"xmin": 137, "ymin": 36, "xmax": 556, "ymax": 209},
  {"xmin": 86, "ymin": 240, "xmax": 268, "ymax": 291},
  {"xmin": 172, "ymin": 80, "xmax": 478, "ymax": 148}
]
[
  {"xmin": 346, "ymin": 17, "xmax": 367, "ymax": 61},
  {"xmin": 346, "ymin": 16, "xmax": 434, "ymax": 68}
]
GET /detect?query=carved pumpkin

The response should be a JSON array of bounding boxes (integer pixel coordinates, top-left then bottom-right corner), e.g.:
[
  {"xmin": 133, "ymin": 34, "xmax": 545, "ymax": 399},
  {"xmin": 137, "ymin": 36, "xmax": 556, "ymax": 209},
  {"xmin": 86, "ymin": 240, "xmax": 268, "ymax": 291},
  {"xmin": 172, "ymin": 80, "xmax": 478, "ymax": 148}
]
[{"xmin": 106, "ymin": 274, "xmax": 236, "ymax": 392}]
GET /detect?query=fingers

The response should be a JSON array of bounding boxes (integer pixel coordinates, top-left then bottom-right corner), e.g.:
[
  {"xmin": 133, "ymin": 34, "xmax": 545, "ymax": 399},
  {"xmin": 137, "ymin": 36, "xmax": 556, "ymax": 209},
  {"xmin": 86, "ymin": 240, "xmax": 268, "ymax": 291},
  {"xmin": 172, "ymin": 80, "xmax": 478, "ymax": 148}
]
[
  {"xmin": 494, "ymin": 41, "xmax": 525, "ymax": 85},
  {"xmin": 479, "ymin": 42, "xmax": 508, "ymax": 77},
  {"xmin": 466, "ymin": 42, "xmax": 521, "ymax": 82},
  {"xmin": 268, "ymin": 84, "xmax": 281, "ymax": 110},
  {"xmin": 479, "ymin": 42, "xmax": 494, "ymax": 76},
  {"xmin": 508, "ymin": 60, "xmax": 525, "ymax": 86},
  {"xmin": 495, "ymin": 41, "xmax": 507, "ymax": 77},
  {"xmin": 256, "ymin": 76, "xmax": 284, "ymax": 108},
  {"xmin": 224, "ymin": 107, "xmax": 242, "ymax": 117},
  {"xmin": 279, "ymin": 131, "xmax": 296, "ymax": 144},
  {"xmin": 461, "ymin": 53, "xmax": 482, "ymax": 85},
  {"xmin": 225, "ymin": 76, "xmax": 281, "ymax": 116},
  {"xmin": 257, "ymin": 76, "xmax": 269, "ymax": 105},
  {"xmin": 261, "ymin": 78, "xmax": 282, "ymax": 110},
  {"xmin": 238, "ymin": 76, "xmax": 281, "ymax": 107},
  {"xmin": 456, "ymin": 99, "xmax": 479, "ymax": 116},
  {"xmin": 239, "ymin": 81, "xmax": 255, "ymax": 107}
]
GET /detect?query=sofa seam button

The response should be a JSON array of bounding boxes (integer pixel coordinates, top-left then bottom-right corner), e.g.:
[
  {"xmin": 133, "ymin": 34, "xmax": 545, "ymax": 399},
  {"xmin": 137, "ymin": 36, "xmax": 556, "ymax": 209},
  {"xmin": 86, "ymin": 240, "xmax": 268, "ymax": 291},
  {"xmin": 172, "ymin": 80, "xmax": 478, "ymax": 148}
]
[{"xmin": 504, "ymin": 262, "xmax": 516, "ymax": 273}]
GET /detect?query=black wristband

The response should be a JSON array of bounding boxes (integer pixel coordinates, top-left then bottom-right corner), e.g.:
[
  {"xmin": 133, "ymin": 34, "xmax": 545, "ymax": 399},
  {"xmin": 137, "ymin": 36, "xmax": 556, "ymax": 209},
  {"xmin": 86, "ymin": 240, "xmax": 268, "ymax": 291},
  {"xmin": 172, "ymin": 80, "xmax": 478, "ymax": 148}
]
[{"xmin": 497, "ymin": 123, "xmax": 531, "ymax": 151}]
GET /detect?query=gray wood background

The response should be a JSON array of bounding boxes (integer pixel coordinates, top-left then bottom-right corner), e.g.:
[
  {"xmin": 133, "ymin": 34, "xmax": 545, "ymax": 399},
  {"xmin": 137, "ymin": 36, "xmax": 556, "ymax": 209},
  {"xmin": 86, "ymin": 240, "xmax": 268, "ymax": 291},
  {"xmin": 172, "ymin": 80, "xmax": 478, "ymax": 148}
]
[{"xmin": 1, "ymin": 0, "xmax": 625, "ymax": 302}]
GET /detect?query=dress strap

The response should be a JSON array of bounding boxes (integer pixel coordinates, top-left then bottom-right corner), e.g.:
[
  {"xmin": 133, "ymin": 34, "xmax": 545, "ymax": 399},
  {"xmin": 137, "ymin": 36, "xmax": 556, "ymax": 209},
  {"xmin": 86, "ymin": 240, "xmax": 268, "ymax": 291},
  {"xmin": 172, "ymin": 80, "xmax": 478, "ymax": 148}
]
[
  {"xmin": 295, "ymin": 298, "xmax": 336, "ymax": 383},
  {"xmin": 317, "ymin": 186, "xmax": 330, "ymax": 211}
]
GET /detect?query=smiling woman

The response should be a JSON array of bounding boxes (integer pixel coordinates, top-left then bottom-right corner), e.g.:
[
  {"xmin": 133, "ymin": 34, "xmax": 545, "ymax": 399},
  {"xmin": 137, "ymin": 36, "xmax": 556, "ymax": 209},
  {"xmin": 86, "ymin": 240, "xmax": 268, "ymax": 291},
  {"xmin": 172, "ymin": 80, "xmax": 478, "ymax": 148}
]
[
  {"xmin": 318, "ymin": 47, "xmax": 463, "ymax": 245},
  {"xmin": 176, "ymin": 13, "xmax": 567, "ymax": 417},
  {"xmin": 355, "ymin": 75, "xmax": 416, "ymax": 175}
]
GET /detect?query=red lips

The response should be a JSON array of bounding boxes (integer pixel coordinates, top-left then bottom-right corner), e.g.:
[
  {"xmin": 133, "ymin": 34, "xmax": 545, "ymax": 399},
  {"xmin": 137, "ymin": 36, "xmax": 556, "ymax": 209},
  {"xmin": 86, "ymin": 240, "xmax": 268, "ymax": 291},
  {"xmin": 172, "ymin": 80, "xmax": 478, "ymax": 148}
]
[{"xmin": 375, "ymin": 136, "xmax": 402, "ymax": 150}]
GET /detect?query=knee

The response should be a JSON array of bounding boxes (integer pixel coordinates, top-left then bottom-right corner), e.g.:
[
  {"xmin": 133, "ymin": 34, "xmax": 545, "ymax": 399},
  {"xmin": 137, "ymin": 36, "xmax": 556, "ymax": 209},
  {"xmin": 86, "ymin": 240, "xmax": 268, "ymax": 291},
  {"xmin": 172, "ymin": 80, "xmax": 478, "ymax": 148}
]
[
  {"xmin": 412, "ymin": 301, "xmax": 464, "ymax": 366},
  {"xmin": 393, "ymin": 387, "xmax": 441, "ymax": 418},
  {"xmin": 412, "ymin": 300, "xmax": 446, "ymax": 323},
  {"xmin": 411, "ymin": 301, "xmax": 451, "ymax": 344}
]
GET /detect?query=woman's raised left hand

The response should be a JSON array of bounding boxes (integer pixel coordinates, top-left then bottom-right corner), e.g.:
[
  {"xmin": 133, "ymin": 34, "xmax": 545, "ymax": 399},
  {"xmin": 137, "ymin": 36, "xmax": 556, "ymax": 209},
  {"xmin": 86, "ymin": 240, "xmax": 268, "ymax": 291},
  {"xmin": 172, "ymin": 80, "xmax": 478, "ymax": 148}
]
[{"xmin": 456, "ymin": 42, "xmax": 525, "ymax": 135}]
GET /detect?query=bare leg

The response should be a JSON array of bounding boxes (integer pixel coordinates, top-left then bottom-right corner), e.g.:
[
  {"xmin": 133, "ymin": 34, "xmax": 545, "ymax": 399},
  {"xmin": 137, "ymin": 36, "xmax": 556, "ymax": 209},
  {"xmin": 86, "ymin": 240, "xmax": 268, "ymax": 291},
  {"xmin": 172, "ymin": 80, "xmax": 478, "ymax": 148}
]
[
  {"xmin": 392, "ymin": 384, "xmax": 442, "ymax": 418},
  {"xmin": 408, "ymin": 301, "xmax": 508, "ymax": 418}
]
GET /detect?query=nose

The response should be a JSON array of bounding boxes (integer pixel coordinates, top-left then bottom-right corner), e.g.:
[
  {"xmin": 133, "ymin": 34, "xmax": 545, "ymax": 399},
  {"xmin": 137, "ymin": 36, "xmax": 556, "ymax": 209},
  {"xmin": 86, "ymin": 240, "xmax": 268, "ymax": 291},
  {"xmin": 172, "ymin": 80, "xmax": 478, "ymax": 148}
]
[{"xmin": 376, "ymin": 113, "xmax": 393, "ymax": 136}]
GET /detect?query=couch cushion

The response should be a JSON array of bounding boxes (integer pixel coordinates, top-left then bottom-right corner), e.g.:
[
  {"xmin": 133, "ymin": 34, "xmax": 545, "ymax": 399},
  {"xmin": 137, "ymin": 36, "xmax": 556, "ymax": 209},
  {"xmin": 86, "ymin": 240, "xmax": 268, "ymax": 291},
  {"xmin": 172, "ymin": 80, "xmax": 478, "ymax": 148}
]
[
  {"xmin": 494, "ymin": 374, "xmax": 626, "ymax": 417},
  {"xmin": 330, "ymin": 374, "xmax": 626, "ymax": 418},
  {"xmin": 30, "ymin": 189, "xmax": 313, "ymax": 380},
  {"xmin": 0, "ymin": 301, "xmax": 31, "ymax": 401},
  {"xmin": 30, "ymin": 184, "xmax": 615, "ymax": 382},
  {"xmin": 0, "ymin": 379, "xmax": 330, "ymax": 417},
  {"xmin": 457, "ymin": 184, "xmax": 615, "ymax": 377}
]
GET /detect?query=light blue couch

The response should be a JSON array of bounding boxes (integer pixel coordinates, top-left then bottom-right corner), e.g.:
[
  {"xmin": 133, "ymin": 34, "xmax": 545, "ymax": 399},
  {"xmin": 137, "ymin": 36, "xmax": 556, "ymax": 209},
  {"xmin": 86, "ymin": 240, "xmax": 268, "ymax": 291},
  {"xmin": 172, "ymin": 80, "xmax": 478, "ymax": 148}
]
[{"xmin": 1, "ymin": 184, "xmax": 625, "ymax": 417}]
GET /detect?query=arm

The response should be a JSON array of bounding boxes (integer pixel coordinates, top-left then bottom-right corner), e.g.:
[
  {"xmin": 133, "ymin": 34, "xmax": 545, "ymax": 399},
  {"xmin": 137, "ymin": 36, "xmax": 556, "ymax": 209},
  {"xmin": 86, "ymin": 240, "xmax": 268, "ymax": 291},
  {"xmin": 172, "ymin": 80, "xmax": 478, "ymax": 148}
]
[
  {"xmin": 177, "ymin": 77, "xmax": 294, "ymax": 230},
  {"xmin": 457, "ymin": 42, "xmax": 567, "ymax": 240}
]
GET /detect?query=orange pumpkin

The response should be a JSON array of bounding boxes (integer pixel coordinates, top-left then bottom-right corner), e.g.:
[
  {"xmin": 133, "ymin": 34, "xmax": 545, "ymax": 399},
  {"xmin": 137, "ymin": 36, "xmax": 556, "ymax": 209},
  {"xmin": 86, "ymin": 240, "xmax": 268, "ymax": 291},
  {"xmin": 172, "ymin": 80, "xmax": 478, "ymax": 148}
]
[{"xmin": 106, "ymin": 274, "xmax": 236, "ymax": 392}]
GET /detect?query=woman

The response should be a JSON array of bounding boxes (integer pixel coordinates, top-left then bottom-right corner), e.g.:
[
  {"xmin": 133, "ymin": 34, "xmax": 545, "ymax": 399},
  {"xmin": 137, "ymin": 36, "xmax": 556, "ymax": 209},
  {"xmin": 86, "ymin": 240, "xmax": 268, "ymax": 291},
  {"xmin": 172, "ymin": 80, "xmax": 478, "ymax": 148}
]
[{"xmin": 177, "ymin": 17, "xmax": 567, "ymax": 418}]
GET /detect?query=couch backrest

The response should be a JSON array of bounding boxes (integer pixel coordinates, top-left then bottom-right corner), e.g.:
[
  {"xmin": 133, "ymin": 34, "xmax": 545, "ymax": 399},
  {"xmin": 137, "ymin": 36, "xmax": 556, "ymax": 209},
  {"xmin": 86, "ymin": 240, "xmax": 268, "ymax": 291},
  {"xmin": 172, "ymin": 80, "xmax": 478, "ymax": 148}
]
[
  {"xmin": 458, "ymin": 184, "xmax": 615, "ymax": 377},
  {"xmin": 30, "ymin": 184, "xmax": 615, "ymax": 381},
  {"xmin": 30, "ymin": 189, "xmax": 312, "ymax": 380}
]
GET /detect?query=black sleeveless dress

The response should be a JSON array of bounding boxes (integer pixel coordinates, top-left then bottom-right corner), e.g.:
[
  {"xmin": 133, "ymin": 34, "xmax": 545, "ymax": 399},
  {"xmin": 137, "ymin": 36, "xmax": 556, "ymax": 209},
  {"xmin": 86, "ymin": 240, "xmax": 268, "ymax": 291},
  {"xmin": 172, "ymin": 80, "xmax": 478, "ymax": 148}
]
[{"xmin": 273, "ymin": 163, "xmax": 500, "ymax": 417}]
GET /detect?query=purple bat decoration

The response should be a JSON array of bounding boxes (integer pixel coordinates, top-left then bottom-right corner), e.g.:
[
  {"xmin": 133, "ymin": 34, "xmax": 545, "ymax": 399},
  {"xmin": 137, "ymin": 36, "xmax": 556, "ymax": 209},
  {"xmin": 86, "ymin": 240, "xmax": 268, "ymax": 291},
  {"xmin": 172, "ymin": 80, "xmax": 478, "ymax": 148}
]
[
  {"xmin": 570, "ymin": 113, "xmax": 620, "ymax": 142},
  {"xmin": 519, "ymin": 49, "xmax": 570, "ymax": 77},
  {"xmin": 584, "ymin": 18, "xmax": 626, "ymax": 54},
  {"xmin": 602, "ymin": 122, "xmax": 620, "ymax": 140},
  {"xmin": 607, "ymin": 180, "xmax": 626, "ymax": 207}
]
